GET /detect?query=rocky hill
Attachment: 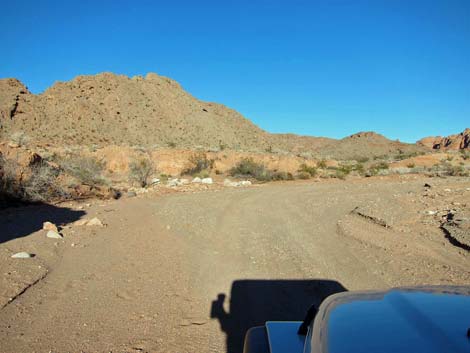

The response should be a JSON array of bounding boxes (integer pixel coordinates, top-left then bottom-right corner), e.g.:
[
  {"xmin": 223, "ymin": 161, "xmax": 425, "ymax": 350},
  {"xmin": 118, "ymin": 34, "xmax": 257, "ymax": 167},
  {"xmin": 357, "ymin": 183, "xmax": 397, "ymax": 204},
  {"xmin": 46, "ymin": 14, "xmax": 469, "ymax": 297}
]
[
  {"xmin": 1, "ymin": 72, "xmax": 426, "ymax": 159},
  {"xmin": 418, "ymin": 129, "xmax": 470, "ymax": 150}
]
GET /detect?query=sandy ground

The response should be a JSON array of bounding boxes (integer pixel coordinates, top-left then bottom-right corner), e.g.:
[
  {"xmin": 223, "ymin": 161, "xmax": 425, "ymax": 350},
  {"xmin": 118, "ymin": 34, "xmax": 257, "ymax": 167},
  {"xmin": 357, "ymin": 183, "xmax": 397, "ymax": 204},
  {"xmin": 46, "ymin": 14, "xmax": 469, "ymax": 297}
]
[{"xmin": 0, "ymin": 176, "xmax": 469, "ymax": 353}]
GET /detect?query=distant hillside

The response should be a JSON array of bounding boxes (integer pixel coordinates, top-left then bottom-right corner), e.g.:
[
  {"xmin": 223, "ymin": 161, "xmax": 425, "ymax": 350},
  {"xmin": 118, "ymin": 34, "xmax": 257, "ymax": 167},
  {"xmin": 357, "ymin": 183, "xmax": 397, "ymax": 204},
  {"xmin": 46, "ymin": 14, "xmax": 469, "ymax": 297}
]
[
  {"xmin": 313, "ymin": 131, "xmax": 426, "ymax": 159},
  {"xmin": 1, "ymin": 72, "xmax": 425, "ymax": 159}
]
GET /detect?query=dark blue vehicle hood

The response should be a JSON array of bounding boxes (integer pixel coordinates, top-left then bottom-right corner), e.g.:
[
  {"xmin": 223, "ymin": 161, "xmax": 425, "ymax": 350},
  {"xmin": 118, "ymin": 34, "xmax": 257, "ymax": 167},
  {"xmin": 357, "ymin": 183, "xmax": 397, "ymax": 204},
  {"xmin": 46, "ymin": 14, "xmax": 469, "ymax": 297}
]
[{"xmin": 308, "ymin": 286, "xmax": 470, "ymax": 353}]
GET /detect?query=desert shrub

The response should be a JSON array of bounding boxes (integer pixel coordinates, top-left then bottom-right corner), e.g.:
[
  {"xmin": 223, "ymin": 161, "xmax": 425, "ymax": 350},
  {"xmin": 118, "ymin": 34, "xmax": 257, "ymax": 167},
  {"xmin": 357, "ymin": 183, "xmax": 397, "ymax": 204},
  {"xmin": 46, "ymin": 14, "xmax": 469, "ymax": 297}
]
[
  {"xmin": 230, "ymin": 158, "xmax": 263, "ymax": 176},
  {"xmin": 365, "ymin": 161, "xmax": 390, "ymax": 177},
  {"xmin": 334, "ymin": 170, "xmax": 347, "ymax": 180},
  {"xmin": 446, "ymin": 155, "xmax": 454, "ymax": 161},
  {"xmin": 129, "ymin": 157, "xmax": 154, "ymax": 187},
  {"xmin": 338, "ymin": 164, "xmax": 353, "ymax": 175},
  {"xmin": 159, "ymin": 174, "xmax": 169, "ymax": 182},
  {"xmin": 298, "ymin": 163, "xmax": 317, "ymax": 177},
  {"xmin": 230, "ymin": 158, "xmax": 271, "ymax": 181},
  {"xmin": 167, "ymin": 141, "xmax": 177, "ymax": 148},
  {"xmin": 354, "ymin": 156, "xmax": 369, "ymax": 163},
  {"xmin": 218, "ymin": 141, "xmax": 228, "ymax": 151},
  {"xmin": 373, "ymin": 161, "xmax": 389, "ymax": 170},
  {"xmin": 23, "ymin": 161, "xmax": 64, "ymax": 201},
  {"xmin": 354, "ymin": 163, "xmax": 365, "ymax": 175},
  {"xmin": 406, "ymin": 162, "xmax": 416, "ymax": 168},
  {"xmin": 0, "ymin": 156, "xmax": 65, "ymax": 204},
  {"xmin": 447, "ymin": 165, "xmax": 469, "ymax": 177},
  {"xmin": 393, "ymin": 151, "xmax": 422, "ymax": 161},
  {"xmin": 183, "ymin": 152, "xmax": 214, "ymax": 176},
  {"xmin": 297, "ymin": 171, "xmax": 311, "ymax": 180},
  {"xmin": 10, "ymin": 131, "xmax": 29, "ymax": 147},
  {"xmin": 271, "ymin": 171, "xmax": 292, "ymax": 181},
  {"xmin": 0, "ymin": 155, "xmax": 19, "ymax": 202},
  {"xmin": 460, "ymin": 150, "xmax": 470, "ymax": 160},
  {"xmin": 317, "ymin": 159, "xmax": 327, "ymax": 169},
  {"xmin": 59, "ymin": 154, "xmax": 107, "ymax": 187}
]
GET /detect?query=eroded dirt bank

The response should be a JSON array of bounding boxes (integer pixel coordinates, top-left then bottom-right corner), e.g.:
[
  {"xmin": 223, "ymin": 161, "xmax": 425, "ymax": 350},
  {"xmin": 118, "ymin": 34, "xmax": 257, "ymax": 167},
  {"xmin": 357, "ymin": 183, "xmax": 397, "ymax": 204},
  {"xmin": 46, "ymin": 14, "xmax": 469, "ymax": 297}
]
[{"xmin": 0, "ymin": 177, "xmax": 469, "ymax": 353}]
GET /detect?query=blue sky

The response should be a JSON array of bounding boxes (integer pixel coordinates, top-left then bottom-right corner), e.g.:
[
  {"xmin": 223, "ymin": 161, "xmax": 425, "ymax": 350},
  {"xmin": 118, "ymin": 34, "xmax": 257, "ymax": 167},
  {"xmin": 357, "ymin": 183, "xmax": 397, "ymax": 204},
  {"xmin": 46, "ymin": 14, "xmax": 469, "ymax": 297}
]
[{"xmin": 1, "ymin": 0, "xmax": 469, "ymax": 142}]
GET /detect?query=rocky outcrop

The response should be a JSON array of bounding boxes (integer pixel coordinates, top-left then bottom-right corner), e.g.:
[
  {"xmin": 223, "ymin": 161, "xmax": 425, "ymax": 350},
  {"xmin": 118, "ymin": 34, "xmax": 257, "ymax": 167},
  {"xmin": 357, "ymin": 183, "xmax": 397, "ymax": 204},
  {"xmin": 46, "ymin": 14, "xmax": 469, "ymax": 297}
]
[{"xmin": 418, "ymin": 128, "xmax": 470, "ymax": 150}]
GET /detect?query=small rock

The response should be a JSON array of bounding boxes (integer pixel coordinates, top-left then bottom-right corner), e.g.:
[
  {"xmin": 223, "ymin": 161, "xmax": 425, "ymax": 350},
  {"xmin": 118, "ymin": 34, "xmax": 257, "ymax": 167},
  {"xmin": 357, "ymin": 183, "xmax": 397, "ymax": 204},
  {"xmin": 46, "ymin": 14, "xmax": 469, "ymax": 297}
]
[
  {"xmin": 150, "ymin": 178, "xmax": 160, "ymax": 185},
  {"xmin": 425, "ymin": 210, "xmax": 437, "ymax": 216},
  {"xmin": 11, "ymin": 252, "xmax": 33, "ymax": 259},
  {"xmin": 86, "ymin": 217, "xmax": 104, "ymax": 226},
  {"xmin": 444, "ymin": 188, "xmax": 452, "ymax": 192},
  {"xmin": 126, "ymin": 191, "xmax": 137, "ymax": 198},
  {"xmin": 240, "ymin": 180, "xmax": 252, "ymax": 186},
  {"xmin": 192, "ymin": 177, "xmax": 202, "ymax": 183},
  {"xmin": 167, "ymin": 178, "xmax": 181, "ymax": 187},
  {"xmin": 201, "ymin": 177, "xmax": 213, "ymax": 185},
  {"xmin": 46, "ymin": 230, "xmax": 63, "ymax": 239},
  {"xmin": 424, "ymin": 183, "xmax": 432, "ymax": 188},
  {"xmin": 43, "ymin": 221, "xmax": 58, "ymax": 232}
]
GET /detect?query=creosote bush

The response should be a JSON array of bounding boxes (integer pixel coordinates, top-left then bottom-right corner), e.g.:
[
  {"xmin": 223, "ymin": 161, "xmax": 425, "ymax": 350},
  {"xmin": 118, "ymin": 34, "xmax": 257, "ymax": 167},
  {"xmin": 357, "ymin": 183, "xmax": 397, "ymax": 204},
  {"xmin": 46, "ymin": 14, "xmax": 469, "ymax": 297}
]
[
  {"xmin": 1, "ymin": 156, "xmax": 65, "ymax": 204},
  {"xmin": 298, "ymin": 163, "xmax": 317, "ymax": 177},
  {"xmin": 317, "ymin": 159, "xmax": 327, "ymax": 169},
  {"xmin": 230, "ymin": 158, "xmax": 272, "ymax": 181},
  {"xmin": 297, "ymin": 171, "xmax": 311, "ymax": 180},
  {"xmin": 58, "ymin": 154, "xmax": 107, "ymax": 187},
  {"xmin": 183, "ymin": 152, "xmax": 214, "ymax": 176},
  {"xmin": 129, "ymin": 157, "xmax": 155, "ymax": 187}
]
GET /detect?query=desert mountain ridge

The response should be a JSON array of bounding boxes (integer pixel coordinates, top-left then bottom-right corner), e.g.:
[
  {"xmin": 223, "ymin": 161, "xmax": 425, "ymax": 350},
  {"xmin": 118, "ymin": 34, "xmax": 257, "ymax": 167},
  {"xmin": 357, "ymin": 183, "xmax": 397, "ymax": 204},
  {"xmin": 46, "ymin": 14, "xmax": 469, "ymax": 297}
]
[{"xmin": 0, "ymin": 72, "xmax": 467, "ymax": 159}]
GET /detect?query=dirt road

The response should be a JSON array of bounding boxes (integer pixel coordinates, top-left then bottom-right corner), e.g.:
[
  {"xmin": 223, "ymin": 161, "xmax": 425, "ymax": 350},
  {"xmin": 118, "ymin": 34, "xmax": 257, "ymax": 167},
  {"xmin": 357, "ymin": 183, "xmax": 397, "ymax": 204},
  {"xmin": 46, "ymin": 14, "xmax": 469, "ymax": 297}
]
[{"xmin": 1, "ymin": 178, "xmax": 469, "ymax": 353}]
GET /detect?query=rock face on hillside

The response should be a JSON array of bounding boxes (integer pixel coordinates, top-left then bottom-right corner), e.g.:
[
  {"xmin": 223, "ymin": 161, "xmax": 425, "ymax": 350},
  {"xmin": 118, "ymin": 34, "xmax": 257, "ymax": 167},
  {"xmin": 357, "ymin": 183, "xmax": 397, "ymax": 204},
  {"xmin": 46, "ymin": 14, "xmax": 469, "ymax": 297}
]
[
  {"xmin": 418, "ymin": 129, "xmax": 470, "ymax": 150},
  {"xmin": 1, "ymin": 72, "xmax": 425, "ymax": 158}
]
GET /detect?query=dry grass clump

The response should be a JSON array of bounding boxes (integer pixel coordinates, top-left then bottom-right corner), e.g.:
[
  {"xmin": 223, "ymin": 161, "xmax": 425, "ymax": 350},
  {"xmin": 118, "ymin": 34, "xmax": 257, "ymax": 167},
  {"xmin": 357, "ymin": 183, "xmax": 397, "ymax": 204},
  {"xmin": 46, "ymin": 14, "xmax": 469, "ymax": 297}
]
[{"xmin": 129, "ymin": 157, "xmax": 155, "ymax": 187}]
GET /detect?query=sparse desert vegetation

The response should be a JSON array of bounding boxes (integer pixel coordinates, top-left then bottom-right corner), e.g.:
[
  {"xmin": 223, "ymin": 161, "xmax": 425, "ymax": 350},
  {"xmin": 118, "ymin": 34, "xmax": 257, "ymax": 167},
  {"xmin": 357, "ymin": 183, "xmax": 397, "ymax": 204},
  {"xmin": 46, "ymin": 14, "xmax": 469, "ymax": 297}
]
[{"xmin": 129, "ymin": 157, "xmax": 155, "ymax": 187}]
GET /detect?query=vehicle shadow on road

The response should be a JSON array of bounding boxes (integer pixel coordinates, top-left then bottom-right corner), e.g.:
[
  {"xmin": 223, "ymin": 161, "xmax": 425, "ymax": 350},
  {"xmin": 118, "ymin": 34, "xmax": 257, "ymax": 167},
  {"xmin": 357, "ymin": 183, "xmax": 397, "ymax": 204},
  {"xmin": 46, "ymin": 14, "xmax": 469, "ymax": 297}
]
[
  {"xmin": 0, "ymin": 203, "xmax": 86, "ymax": 244},
  {"xmin": 210, "ymin": 279, "xmax": 347, "ymax": 353}
]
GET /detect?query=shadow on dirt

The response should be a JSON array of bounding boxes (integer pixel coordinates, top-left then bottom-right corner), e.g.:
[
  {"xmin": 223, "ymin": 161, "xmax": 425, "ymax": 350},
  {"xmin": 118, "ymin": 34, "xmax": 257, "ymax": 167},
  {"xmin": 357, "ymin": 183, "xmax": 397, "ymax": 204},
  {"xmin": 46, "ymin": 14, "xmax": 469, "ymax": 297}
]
[
  {"xmin": 210, "ymin": 279, "xmax": 347, "ymax": 353},
  {"xmin": 0, "ymin": 203, "xmax": 86, "ymax": 244}
]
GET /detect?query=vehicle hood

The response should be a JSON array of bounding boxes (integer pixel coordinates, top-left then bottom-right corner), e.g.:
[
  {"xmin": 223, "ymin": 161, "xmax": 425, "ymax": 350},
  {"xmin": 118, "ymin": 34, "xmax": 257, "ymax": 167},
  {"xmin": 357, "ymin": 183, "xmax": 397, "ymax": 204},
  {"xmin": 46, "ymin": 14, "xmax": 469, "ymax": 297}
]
[{"xmin": 308, "ymin": 286, "xmax": 470, "ymax": 353}]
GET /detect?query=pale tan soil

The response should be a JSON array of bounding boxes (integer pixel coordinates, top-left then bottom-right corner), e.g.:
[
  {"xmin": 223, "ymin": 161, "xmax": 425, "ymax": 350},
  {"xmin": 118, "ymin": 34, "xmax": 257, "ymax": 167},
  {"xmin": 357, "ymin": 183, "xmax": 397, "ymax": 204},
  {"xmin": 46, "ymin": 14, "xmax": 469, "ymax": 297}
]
[{"xmin": 0, "ymin": 176, "xmax": 469, "ymax": 353}]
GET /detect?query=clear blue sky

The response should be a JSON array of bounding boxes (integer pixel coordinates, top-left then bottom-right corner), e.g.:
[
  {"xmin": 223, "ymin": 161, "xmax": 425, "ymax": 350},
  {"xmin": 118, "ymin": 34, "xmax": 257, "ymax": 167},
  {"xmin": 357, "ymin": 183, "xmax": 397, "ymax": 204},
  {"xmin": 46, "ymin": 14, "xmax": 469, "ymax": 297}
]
[{"xmin": 1, "ymin": 0, "xmax": 469, "ymax": 142}]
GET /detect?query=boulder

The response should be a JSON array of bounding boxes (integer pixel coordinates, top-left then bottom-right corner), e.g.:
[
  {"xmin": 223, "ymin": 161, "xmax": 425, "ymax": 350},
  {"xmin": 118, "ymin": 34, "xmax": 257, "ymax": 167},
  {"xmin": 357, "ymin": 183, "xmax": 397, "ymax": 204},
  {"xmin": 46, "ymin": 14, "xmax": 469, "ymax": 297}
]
[
  {"xmin": 86, "ymin": 217, "xmax": 104, "ymax": 226},
  {"xmin": 11, "ymin": 252, "xmax": 33, "ymax": 258},
  {"xmin": 167, "ymin": 178, "xmax": 181, "ymax": 187},
  {"xmin": 46, "ymin": 230, "xmax": 63, "ymax": 239},
  {"xmin": 201, "ymin": 177, "xmax": 213, "ymax": 185},
  {"xmin": 192, "ymin": 177, "xmax": 202, "ymax": 183},
  {"xmin": 43, "ymin": 221, "xmax": 58, "ymax": 232}
]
